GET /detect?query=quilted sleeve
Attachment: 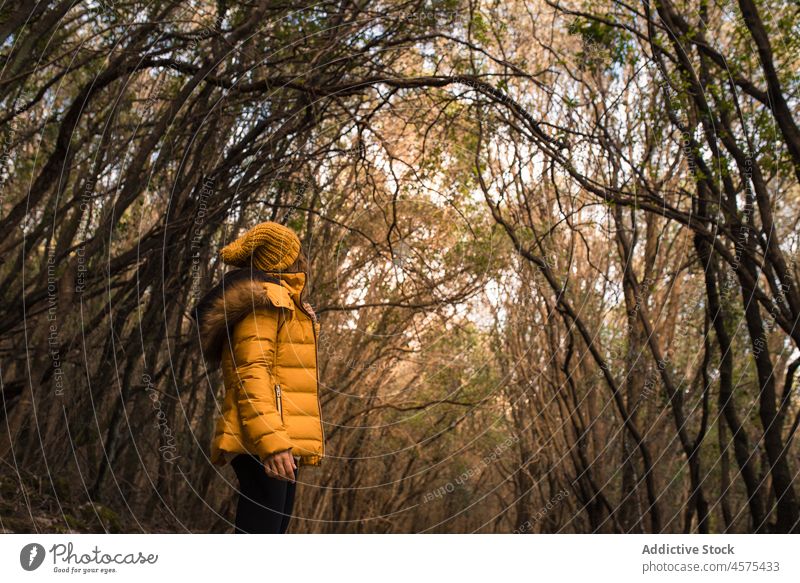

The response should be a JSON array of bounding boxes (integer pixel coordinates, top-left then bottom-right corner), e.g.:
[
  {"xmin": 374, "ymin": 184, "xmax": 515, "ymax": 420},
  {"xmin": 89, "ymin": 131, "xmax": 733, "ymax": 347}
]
[{"xmin": 229, "ymin": 306, "xmax": 291, "ymax": 461}]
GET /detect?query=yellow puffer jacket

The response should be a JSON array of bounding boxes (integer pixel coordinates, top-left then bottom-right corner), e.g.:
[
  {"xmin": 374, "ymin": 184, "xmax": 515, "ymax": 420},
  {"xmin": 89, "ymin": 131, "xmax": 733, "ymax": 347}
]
[{"xmin": 195, "ymin": 268, "xmax": 324, "ymax": 467}]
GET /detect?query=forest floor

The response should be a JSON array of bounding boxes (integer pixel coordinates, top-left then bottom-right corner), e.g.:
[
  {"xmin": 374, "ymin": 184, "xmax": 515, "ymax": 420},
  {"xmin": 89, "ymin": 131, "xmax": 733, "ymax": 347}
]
[{"xmin": 1, "ymin": 470, "xmax": 130, "ymax": 533}]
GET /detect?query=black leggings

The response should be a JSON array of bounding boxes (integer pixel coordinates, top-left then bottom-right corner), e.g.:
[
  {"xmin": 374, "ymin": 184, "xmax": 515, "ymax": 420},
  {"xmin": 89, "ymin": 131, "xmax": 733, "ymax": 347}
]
[{"xmin": 230, "ymin": 453, "xmax": 298, "ymax": 534}]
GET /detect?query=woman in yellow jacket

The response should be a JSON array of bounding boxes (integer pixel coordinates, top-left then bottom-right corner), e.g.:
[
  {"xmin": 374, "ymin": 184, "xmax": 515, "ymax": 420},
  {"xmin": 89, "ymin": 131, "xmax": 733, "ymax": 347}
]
[{"xmin": 194, "ymin": 221, "xmax": 324, "ymax": 533}]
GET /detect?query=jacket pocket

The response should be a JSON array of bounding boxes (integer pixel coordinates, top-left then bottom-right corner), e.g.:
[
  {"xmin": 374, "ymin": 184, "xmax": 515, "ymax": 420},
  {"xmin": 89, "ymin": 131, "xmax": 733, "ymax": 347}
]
[{"xmin": 274, "ymin": 383, "xmax": 284, "ymax": 422}]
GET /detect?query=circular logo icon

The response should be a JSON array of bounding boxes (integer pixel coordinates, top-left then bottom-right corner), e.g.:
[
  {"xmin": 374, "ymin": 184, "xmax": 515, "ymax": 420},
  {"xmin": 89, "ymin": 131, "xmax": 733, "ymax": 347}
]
[{"xmin": 20, "ymin": 543, "xmax": 46, "ymax": 571}]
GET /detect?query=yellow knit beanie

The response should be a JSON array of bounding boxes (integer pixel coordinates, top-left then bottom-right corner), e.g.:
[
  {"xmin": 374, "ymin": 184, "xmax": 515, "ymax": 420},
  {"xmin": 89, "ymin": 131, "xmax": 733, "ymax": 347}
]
[{"xmin": 219, "ymin": 221, "xmax": 301, "ymax": 272}]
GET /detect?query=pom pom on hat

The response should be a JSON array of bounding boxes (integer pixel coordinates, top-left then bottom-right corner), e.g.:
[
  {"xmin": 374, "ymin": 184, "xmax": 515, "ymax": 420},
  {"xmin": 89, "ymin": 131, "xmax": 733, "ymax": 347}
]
[{"xmin": 220, "ymin": 221, "xmax": 301, "ymax": 272}]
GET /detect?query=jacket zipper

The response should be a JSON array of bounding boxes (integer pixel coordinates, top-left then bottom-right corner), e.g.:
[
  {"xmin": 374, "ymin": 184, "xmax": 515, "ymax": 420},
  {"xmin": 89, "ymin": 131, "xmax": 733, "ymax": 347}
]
[
  {"xmin": 274, "ymin": 383, "xmax": 283, "ymax": 422},
  {"xmin": 311, "ymin": 319, "xmax": 325, "ymax": 458}
]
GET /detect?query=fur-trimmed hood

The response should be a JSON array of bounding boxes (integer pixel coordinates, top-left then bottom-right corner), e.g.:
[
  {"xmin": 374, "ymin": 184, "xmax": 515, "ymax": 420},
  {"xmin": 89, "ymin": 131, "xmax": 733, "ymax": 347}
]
[{"xmin": 192, "ymin": 268, "xmax": 315, "ymax": 367}]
